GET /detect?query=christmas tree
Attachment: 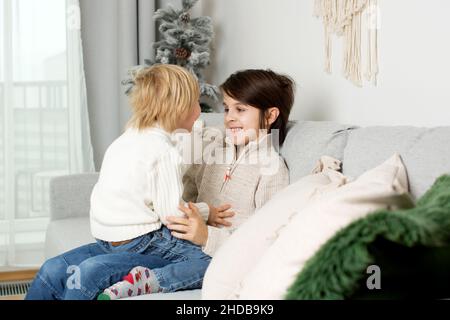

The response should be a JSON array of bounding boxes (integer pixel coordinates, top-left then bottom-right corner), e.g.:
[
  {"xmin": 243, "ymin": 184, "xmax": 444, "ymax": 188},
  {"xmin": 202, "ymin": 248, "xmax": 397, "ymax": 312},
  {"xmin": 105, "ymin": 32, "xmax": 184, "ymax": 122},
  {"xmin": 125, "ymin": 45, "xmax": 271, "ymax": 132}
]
[{"xmin": 124, "ymin": 0, "xmax": 219, "ymax": 112}]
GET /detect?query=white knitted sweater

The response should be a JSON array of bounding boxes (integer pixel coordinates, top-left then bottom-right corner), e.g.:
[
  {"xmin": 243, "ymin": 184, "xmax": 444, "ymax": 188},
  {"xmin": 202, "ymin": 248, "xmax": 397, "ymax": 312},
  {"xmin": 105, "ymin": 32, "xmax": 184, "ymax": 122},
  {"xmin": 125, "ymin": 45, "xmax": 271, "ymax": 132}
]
[{"xmin": 90, "ymin": 127, "xmax": 209, "ymax": 242}]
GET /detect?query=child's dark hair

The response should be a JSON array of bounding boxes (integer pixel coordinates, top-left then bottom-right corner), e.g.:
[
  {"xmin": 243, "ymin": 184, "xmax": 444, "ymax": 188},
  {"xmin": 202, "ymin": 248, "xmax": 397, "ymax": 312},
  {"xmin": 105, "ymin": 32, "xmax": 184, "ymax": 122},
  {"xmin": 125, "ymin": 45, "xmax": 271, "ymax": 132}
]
[{"xmin": 220, "ymin": 69, "xmax": 295, "ymax": 145}]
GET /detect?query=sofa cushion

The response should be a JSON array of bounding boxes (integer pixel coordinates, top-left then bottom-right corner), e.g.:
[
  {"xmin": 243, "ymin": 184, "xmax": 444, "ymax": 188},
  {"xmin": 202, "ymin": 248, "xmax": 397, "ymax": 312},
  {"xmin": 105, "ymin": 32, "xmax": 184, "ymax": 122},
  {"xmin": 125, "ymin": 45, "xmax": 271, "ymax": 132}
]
[
  {"xmin": 237, "ymin": 153, "xmax": 414, "ymax": 299},
  {"xmin": 45, "ymin": 217, "xmax": 95, "ymax": 259},
  {"xmin": 281, "ymin": 121, "xmax": 357, "ymax": 183},
  {"xmin": 343, "ymin": 126, "xmax": 450, "ymax": 200},
  {"xmin": 201, "ymin": 156, "xmax": 346, "ymax": 300},
  {"xmin": 50, "ymin": 173, "xmax": 99, "ymax": 220},
  {"xmin": 286, "ymin": 174, "xmax": 450, "ymax": 300}
]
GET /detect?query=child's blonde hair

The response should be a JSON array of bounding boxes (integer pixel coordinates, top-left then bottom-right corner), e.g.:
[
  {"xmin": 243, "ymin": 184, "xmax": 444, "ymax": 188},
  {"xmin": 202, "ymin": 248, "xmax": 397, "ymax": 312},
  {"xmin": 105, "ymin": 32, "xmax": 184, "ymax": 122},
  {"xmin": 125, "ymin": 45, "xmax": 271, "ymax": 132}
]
[{"xmin": 127, "ymin": 64, "xmax": 200, "ymax": 132}]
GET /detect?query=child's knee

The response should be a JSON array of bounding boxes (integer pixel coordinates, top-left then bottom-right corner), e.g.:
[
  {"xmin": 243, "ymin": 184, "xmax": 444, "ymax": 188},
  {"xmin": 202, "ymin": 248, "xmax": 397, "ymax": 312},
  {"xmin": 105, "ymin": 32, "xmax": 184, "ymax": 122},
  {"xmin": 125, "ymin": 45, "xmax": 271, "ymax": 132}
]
[
  {"xmin": 197, "ymin": 257, "xmax": 212, "ymax": 272},
  {"xmin": 39, "ymin": 256, "xmax": 67, "ymax": 279},
  {"xmin": 77, "ymin": 258, "xmax": 104, "ymax": 281}
]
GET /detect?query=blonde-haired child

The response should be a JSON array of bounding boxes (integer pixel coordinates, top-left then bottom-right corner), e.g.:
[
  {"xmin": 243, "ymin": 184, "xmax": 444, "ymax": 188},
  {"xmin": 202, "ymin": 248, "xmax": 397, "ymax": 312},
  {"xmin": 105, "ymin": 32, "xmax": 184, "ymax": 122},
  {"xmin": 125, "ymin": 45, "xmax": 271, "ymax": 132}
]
[
  {"xmin": 26, "ymin": 64, "xmax": 222, "ymax": 300},
  {"xmin": 101, "ymin": 69, "xmax": 294, "ymax": 300}
]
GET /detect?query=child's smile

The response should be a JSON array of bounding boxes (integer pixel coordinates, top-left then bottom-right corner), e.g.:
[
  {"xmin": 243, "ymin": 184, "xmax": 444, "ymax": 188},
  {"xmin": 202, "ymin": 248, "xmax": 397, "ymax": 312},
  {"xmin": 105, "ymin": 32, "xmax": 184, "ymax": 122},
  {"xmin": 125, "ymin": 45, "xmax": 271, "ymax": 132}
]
[{"xmin": 223, "ymin": 94, "xmax": 261, "ymax": 146}]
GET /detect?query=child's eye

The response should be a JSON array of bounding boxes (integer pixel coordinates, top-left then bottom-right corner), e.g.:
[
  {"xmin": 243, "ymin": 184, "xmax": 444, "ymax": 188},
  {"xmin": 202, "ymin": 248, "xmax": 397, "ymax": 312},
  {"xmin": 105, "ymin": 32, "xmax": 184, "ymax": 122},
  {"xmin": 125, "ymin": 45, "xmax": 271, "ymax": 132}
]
[
  {"xmin": 237, "ymin": 108, "xmax": 245, "ymax": 112},
  {"xmin": 224, "ymin": 108, "xmax": 229, "ymax": 113}
]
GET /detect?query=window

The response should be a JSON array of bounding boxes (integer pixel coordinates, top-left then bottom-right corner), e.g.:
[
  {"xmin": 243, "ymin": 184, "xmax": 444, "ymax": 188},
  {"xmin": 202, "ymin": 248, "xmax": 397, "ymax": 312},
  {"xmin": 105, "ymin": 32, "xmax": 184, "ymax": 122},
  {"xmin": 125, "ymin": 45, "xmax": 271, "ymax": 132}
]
[{"xmin": 0, "ymin": 0, "xmax": 93, "ymax": 268}]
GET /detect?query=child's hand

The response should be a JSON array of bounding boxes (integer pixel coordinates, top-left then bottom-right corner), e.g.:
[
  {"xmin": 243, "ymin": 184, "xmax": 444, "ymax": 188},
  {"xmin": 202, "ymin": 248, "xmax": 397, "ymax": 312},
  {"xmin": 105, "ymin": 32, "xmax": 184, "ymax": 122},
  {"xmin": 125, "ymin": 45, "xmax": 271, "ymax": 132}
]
[
  {"xmin": 166, "ymin": 203, "xmax": 208, "ymax": 247},
  {"xmin": 207, "ymin": 204, "xmax": 235, "ymax": 227}
]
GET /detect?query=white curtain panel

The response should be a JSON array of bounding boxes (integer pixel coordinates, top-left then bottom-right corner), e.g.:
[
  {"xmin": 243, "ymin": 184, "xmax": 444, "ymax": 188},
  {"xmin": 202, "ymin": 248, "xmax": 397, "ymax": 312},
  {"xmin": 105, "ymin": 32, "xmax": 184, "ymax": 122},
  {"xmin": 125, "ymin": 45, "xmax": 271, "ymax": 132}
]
[
  {"xmin": 66, "ymin": 0, "xmax": 95, "ymax": 174},
  {"xmin": 0, "ymin": 0, "xmax": 94, "ymax": 268}
]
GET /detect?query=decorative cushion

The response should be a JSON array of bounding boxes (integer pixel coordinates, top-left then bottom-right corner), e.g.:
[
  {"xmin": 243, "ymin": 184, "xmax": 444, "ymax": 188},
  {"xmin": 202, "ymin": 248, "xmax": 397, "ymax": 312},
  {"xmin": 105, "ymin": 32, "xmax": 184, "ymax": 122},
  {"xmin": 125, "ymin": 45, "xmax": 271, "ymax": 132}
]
[
  {"xmin": 237, "ymin": 153, "xmax": 414, "ymax": 300},
  {"xmin": 201, "ymin": 156, "xmax": 347, "ymax": 299},
  {"xmin": 286, "ymin": 174, "xmax": 450, "ymax": 300}
]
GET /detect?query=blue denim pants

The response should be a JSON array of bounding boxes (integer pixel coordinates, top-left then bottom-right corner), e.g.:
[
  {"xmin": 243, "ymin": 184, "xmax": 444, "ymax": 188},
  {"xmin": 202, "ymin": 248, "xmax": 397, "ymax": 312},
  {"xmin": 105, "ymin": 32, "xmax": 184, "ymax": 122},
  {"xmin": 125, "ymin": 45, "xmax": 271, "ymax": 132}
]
[{"xmin": 25, "ymin": 226, "xmax": 211, "ymax": 300}]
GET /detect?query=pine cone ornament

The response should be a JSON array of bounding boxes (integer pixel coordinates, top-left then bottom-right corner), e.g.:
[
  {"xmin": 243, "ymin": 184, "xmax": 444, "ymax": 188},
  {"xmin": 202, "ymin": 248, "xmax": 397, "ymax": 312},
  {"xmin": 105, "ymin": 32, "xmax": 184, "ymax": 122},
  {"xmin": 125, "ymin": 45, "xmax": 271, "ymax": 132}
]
[
  {"xmin": 175, "ymin": 47, "xmax": 191, "ymax": 60},
  {"xmin": 180, "ymin": 12, "xmax": 191, "ymax": 24}
]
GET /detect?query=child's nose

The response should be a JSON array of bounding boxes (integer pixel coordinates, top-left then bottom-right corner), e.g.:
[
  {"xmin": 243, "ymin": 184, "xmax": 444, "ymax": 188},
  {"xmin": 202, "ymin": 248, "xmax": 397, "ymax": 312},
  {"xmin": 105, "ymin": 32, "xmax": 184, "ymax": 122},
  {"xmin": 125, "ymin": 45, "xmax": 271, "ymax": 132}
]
[{"xmin": 225, "ymin": 110, "xmax": 236, "ymax": 122}]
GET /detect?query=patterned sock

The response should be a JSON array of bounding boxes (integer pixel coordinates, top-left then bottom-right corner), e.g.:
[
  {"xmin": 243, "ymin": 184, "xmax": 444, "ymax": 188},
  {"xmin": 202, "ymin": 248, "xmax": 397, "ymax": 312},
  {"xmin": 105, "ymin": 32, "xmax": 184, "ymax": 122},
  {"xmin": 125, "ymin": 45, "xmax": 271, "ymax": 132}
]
[{"xmin": 97, "ymin": 266, "xmax": 160, "ymax": 300}]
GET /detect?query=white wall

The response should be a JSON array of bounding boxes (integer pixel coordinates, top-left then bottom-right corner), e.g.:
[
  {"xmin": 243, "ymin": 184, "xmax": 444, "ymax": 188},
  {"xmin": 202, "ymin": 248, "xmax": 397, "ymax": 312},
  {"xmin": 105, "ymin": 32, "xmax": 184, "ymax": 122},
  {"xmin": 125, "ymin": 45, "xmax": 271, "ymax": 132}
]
[{"xmin": 200, "ymin": 0, "xmax": 450, "ymax": 127}]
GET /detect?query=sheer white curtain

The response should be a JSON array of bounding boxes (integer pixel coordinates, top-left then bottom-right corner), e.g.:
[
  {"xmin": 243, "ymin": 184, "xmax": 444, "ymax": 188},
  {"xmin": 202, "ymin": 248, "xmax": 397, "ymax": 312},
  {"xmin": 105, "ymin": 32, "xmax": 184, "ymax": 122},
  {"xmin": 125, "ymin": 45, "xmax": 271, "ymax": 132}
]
[{"xmin": 0, "ymin": 0, "xmax": 94, "ymax": 268}]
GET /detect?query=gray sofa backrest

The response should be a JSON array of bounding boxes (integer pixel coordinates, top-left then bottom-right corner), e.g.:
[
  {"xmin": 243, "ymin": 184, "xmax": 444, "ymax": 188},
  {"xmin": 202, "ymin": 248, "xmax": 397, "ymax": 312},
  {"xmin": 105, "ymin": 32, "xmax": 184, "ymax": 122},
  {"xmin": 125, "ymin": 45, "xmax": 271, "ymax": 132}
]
[
  {"xmin": 49, "ymin": 113, "xmax": 450, "ymax": 221},
  {"xmin": 343, "ymin": 126, "xmax": 450, "ymax": 200},
  {"xmin": 201, "ymin": 113, "xmax": 450, "ymax": 200},
  {"xmin": 280, "ymin": 121, "xmax": 356, "ymax": 183},
  {"xmin": 49, "ymin": 173, "xmax": 99, "ymax": 220}
]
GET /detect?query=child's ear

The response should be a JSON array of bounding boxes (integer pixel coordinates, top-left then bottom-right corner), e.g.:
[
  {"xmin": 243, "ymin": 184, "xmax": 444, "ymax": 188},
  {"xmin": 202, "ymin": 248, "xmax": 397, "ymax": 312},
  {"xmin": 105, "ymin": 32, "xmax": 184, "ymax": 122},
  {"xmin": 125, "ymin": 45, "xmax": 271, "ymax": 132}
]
[{"xmin": 266, "ymin": 107, "xmax": 280, "ymax": 127}]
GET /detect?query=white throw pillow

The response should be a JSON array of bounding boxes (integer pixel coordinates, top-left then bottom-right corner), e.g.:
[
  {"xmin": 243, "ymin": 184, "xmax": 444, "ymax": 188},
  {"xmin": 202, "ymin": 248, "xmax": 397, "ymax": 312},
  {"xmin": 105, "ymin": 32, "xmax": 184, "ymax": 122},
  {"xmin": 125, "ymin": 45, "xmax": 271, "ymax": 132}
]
[
  {"xmin": 201, "ymin": 156, "xmax": 348, "ymax": 300},
  {"xmin": 237, "ymin": 153, "xmax": 414, "ymax": 300}
]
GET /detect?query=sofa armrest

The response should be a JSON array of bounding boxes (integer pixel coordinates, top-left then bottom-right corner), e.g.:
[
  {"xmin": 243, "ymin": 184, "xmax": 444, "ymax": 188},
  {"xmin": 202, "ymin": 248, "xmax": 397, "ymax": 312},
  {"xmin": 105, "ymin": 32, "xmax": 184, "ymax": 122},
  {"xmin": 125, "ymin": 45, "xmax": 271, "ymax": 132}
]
[{"xmin": 49, "ymin": 173, "xmax": 99, "ymax": 221}]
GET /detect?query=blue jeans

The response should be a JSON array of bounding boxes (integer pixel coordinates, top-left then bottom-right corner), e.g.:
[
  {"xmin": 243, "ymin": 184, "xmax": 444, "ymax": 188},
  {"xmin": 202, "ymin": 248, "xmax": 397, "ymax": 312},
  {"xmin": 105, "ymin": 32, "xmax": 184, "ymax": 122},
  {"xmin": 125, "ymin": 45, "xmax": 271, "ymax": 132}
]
[{"xmin": 25, "ymin": 227, "xmax": 211, "ymax": 300}]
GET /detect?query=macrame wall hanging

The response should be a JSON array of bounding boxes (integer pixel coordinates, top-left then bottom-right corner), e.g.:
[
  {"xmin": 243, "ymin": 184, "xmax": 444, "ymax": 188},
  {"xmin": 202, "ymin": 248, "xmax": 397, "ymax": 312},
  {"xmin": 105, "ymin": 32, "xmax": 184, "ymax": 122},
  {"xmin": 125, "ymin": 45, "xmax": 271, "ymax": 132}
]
[{"xmin": 314, "ymin": 0, "xmax": 379, "ymax": 87}]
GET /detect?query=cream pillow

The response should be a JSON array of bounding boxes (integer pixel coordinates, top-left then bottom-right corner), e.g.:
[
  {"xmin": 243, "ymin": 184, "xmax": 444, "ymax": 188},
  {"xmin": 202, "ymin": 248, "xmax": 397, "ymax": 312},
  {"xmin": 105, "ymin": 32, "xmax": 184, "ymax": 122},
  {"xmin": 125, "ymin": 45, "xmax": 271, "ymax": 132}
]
[
  {"xmin": 237, "ymin": 153, "xmax": 414, "ymax": 300},
  {"xmin": 201, "ymin": 156, "xmax": 348, "ymax": 300}
]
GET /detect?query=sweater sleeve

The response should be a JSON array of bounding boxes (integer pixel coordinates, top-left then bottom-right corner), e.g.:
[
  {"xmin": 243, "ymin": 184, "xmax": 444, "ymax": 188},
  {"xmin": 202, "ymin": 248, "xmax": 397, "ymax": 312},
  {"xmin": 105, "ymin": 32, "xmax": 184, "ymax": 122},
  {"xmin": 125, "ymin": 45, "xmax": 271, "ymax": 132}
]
[
  {"xmin": 202, "ymin": 159, "xmax": 290, "ymax": 257},
  {"xmin": 202, "ymin": 177, "xmax": 290, "ymax": 257},
  {"xmin": 152, "ymin": 147, "xmax": 210, "ymax": 225},
  {"xmin": 151, "ymin": 147, "xmax": 185, "ymax": 225},
  {"xmin": 254, "ymin": 159, "xmax": 290, "ymax": 209},
  {"xmin": 202, "ymin": 226, "xmax": 233, "ymax": 257}
]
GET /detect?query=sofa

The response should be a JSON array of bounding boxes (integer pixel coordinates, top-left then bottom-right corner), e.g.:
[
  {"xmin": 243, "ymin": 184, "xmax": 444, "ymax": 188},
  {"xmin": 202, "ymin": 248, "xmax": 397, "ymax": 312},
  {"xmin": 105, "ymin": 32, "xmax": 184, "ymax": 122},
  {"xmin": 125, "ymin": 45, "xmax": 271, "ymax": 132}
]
[{"xmin": 45, "ymin": 113, "xmax": 450, "ymax": 299}]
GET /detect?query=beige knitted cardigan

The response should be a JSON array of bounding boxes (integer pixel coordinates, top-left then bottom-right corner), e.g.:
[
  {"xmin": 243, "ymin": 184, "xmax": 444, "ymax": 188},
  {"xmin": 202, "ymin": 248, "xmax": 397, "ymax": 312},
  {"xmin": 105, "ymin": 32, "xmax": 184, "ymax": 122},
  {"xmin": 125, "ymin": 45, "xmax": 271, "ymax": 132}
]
[{"xmin": 182, "ymin": 129, "xmax": 289, "ymax": 257}]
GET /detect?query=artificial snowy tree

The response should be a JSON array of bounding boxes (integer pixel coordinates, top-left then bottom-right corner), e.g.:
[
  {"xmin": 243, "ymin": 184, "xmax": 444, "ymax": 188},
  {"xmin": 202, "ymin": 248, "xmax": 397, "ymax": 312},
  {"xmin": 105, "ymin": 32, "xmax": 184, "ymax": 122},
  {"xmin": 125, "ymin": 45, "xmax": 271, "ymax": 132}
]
[{"xmin": 124, "ymin": 0, "xmax": 219, "ymax": 112}]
